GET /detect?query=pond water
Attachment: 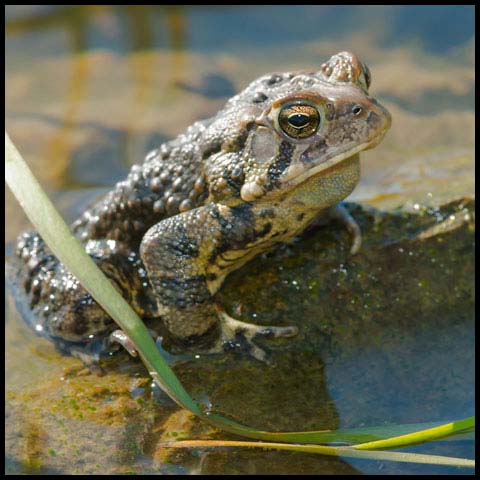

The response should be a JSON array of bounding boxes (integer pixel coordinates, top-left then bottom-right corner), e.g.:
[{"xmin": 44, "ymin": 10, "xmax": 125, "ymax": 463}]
[{"xmin": 5, "ymin": 5, "xmax": 474, "ymax": 475}]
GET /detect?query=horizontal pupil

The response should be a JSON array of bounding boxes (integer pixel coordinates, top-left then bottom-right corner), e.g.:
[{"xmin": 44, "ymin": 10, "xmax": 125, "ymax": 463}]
[{"xmin": 288, "ymin": 113, "xmax": 310, "ymax": 128}]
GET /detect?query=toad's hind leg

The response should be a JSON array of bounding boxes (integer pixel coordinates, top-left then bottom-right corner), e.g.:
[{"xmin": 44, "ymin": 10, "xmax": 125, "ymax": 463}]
[{"xmin": 140, "ymin": 203, "xmax": 298, "ymax": 362}]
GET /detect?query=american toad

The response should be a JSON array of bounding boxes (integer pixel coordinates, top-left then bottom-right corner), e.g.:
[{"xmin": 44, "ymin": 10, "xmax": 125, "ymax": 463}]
[{"xmin": 12, "ymin": 51, "xmax": 391, "ymax": 362}]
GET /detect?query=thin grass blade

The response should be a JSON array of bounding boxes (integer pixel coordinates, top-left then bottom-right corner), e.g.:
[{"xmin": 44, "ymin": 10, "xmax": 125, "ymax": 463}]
[
  {"xmin": 353, "ymin": 416, "xmax": 475, "ymax": 450},
  {"xmin": 158, "ymin": 440, "xmax": 475, "ymax": 468}
]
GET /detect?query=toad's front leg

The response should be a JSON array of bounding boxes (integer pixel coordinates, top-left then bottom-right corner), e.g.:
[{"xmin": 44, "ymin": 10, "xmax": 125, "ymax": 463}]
[{"xmin": 139, "ymin": 203, "xmax": 297, "ymax": 361}]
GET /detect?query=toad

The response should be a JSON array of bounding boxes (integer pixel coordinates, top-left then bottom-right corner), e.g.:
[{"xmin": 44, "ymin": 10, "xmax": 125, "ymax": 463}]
[{"xmin": 12, "ymin": 51, "xmax": 391, "ymax": 362}]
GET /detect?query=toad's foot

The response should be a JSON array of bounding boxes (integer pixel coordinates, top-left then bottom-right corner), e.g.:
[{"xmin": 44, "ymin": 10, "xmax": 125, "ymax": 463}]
[
  {"xmin": 108, "ymin": 329, "xmax": 195, "ymax": 365},
  {"xmin": 328, "ymin": 203, "xmax": 387, "ymax": 255},
  {"xmin": 108, "ymin": 328, "xmax": 160, "ymax": 357},
  {"xmin": 207, "ymin": 305, "xmax": 299, "ymax": 363},
  {"xmin": 328, "ymin": 203, "xmax": 362, "ymax": 255},
  {"xmin": 309, "ymin": 203, "xmax": 362, "ymax": 255},
  {"xmin": 69, "ymin": 346, "xmax": 104, "ymax": 375}
]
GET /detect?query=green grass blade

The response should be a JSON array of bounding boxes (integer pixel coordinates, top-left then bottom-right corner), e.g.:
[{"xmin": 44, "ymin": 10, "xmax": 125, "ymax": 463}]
[
  {"xmin": 158, "ymin": 440, "xmax": 475, "ymax": 468},
  {"xmin": 262, "ymin": 421, "xmax": 474, "ymax": 445},
  {"xmin": 353, "ymin": 416, "xmax": 475, "ymax": 450},
  {"xmin": 202, "ymin": 413, "xmax": 475, "ymax": 447}
]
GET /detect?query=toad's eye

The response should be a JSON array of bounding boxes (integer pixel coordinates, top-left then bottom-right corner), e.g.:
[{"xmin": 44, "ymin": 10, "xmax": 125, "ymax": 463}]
[{"xmin": 278, "ymin": 103, "xmax": 320, "ymax": 139}]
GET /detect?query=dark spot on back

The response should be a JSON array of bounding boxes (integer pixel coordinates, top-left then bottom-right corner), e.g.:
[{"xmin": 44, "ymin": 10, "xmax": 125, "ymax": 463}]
[
  {"xmin": 266, "ymin": 74, "xmax": 283, "ymax": 86},
  {"xmin": 224, "ymin": 165, "xmax": 244, "ymax": 196},
  {"xmin": 259, "ymin": 208, "xmax": 275, "ymax": 218},
  {"xmin": 252, "ymin": 92, "xmax": 268, "ymax": 103},
  {"xmin": 258, "ymin": 222, "xmax": 272, "ymax": 237},
  {"xmin": 202, "ymin": 139, "xmax": 223, "ymax": 160}
]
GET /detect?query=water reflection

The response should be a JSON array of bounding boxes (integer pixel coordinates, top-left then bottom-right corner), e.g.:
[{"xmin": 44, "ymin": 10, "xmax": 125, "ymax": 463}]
[{"xmin": 6, "ymin": 5, "xmax": 190, "ymax": 187}]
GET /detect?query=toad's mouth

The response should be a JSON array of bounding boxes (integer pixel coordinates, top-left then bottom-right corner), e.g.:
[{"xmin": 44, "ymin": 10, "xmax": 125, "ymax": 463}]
[{"xmin": 280, "ymin": 128, "xmax": 389, "ymax": 188}]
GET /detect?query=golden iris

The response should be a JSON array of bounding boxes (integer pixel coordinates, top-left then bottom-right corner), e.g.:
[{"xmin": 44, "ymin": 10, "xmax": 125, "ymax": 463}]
[{"xmin": 278, "ymin": 103, "xmax": 320, "ymax": 139}]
